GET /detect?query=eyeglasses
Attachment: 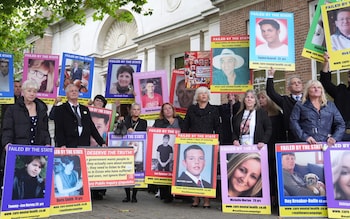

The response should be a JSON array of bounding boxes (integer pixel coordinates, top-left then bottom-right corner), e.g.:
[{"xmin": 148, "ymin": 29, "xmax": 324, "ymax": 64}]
[{"xmin": 29, "ymin": 70, "xmax": 47, "ymax": 79}]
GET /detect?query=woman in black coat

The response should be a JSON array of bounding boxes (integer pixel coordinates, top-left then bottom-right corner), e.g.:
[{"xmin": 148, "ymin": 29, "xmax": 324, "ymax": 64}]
[
  {"xmin": 2, "ymin": 80, "xmax": 51, "ymax": 150},
  {"xmin": 232, "ymin": 90, "xmax": 272, "ymax": 149},
  {"xmin": 182, "ymin": 86, "xmax": 220, "ymax": 208}
]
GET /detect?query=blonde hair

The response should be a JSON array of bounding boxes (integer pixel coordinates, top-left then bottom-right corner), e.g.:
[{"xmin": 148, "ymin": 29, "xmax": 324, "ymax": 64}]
[
  {"xmin": 302, "ymin": 80, "xmax": 327, "ymax": 106},
  {"xmin": 257, "ymin": 90, "xmax": 281, "ymax": 116},
  {"xmin": 227, "ymin": 153, "xmax": 262, "ymax": 197}
]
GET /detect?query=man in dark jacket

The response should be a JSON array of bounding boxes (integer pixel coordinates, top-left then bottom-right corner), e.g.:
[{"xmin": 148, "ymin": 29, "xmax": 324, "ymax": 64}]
[
  {"xmin": 266, "ymin": 68, "xmax": 303, "ymax": 142},
  {"xmin": 54, "ymin": 84, "xmax": 106, "ymax": 148},
  {"xmin": 320, "ymin": 52, "xmax": 350, "ymax": 140}
]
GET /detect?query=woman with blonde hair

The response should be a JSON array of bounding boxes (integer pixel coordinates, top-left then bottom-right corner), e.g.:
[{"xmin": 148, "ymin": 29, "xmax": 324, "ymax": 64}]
[
  {"xmin": 257, "ymin": 90, "xmax": 285, "ymax": 204},
  {"xmin": 227, "ymin": 153, "xmax": 262, "ymax": 197},
  {"xmin": 290, "ymin": 80, "xmax": 345, "ymax": 146},
  {"xmin": 28, "ymin": 59, "xmax": 55, "ymax": 93}
]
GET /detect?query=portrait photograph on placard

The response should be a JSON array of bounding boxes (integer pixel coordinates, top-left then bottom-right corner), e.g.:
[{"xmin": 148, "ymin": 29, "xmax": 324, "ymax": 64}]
[
  {"xmin": 22, "ymin": 53, "xmax": 59, "ymax": 103},
  {"xmin": 1, "ymin": 145, "xmax": 54, "ymax": 219},
  {"xmin": 50, "ymin": 148, "xmax": 91, "ymax": 216},
  {"xmin": 88, "ymin": 106, "xmax": 113, "ymax": 146},
  {"xmin": 105, "ymin": 59, "xmax": 142, "ymax": 98},
  {"xmin": 133, "ymin": 70, "xmax": 169, "ymax": 119},
  {"xmin": 58, "ymin": 53, "xmax": 94, "ymax": 99},
  {"xmin": 169, "ymin": 69, "xmax": 195, "ymax": 116},
  {"xmin": 323, "ymin": 143, "xmax": 350, "ymax": 218},
  {"xmin": 145, "ymin": 128, "xmax": 180, "ymax": 185},
  {"xmin": 276, "ymin": 143, "xmax": 327, "ymax": 217},
  {"xmin": 219, "ymin": 145, "xmax": 271, "ymax": 215},
  {"xmin": 0, "ymin": 52, "xmax": 14, "ymax": 102}
]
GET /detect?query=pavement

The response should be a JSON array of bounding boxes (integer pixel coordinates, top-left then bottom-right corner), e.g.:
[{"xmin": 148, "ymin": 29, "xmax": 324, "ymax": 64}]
[{"xmin": 50, "ymin": 188, "xmax": 327, "ymax": 219}]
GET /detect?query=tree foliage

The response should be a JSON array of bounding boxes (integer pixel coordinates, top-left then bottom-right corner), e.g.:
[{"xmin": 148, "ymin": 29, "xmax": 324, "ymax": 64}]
[{"xmin": 0, "ymin": 0, "xmax": 152, "ymax": 69}]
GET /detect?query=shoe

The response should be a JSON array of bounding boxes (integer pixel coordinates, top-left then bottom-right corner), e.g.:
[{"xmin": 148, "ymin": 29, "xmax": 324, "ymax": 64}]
[
  {"xmin": 203, "ymin": 205, "xmax": 211, "ymax": 209},
  {"xmin": 155, "ymin": 190, "xmax": 160, "ymax": 198},
  {"xmin": 122, "ymin": 198, "xmax": 130, "ymax": 202},
  {"xmin": 191, "ymin": 203, "xmax": 199, "ymax": 207},
  {"xmin": 131, "ymin": 198, "xmax": 137, "ymax": 203},
  {"xmin": 92, "ymin": 193, "xmax": 103, "ymax": 200}
]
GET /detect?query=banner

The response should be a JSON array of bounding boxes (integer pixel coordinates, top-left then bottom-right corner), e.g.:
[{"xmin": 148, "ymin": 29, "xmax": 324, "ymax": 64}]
[
  {"xmin": 108, "ymin": 132, "xmax": 148, "ymax": 188},
  {"xmin": 249, "ymin": 11, "xmax": 295, "ymax": 71},
  {"xmin": 210, "ymin": 36, "xmax": 252, "ymax": 93},
  {"xmin": 1, "ymin": 145, "xmax": 54, "ymax": 219},
  {"xmin": 145, "ymin": 128, "xmax": 180, "ymax": 185},
  {"xmin": 171, "ymin": 133, "xmax": 218, "ymax": 198},
  {"xmin": 276, "ymin": 143, "xmax": 327, "ymax": 217},
  {"xmin": 301, "ymin": 0, "xmax": 340, "ymax": 62},
  {"xmin": 323, "ymin": 142, "xmax": 350, "ymax": 218},
  {"xmin": 50, "ymin": 148, "xmax": 91, "ymax": 215},
  {"xmin": 220, "ymin": 145, "xmax": 271, "ymax": 214},
  {"xmin": 84, "ymin": 147, "xmax": 135, "ymax": 188},
  {"xmin": 321, "ymin": 1, "xmax": 350, "ymax": 71}
]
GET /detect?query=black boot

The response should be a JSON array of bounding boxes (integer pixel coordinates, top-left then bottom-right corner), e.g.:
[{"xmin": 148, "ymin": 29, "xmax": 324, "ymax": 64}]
[{"xmin": 123, "ymin": 188, "xmax": 131, "ymax": 202}]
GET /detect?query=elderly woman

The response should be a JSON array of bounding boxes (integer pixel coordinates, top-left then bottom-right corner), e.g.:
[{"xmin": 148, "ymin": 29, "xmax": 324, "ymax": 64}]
[
  {"xmin": 182, "ymin": 86, "xmax": 220, "ymax": 208},
  {"xmin": 290, "ymin": 80, "xmax": 345, "ymax": 146},
  {"xmin": 232, "ymin": 90, "xmax": 272, "ymax": 149},
  {"xmin": 2, "ymin": 80, "xmax": 51, "ymax": 150}
]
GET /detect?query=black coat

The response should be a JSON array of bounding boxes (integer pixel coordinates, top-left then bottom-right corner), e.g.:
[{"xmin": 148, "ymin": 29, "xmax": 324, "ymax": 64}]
[
  {"xmin": 232, "ymin": 108, "xmax": 272, "ymax": 144},
  {"xmin": 266, "ymin": 78, "xmax": 298, "ymax": 142},
  {"xmin": 2, "ymin": 97, "xmax": 51, "ymax": 148},
  {"xmin": 320, "ymin": 70, "xmax": 350, "ymax": 123},
  {"xmin": 54, "ymin": 102, "xmax": 105, "ymax": 147},
  {"xmin": 153, "ymin": 115, "xmax": 184, "ymax": 129},
  {"xmin": 124, "ymin": 115, "xmax": 148, "ymax": 131},
  {"xmin": 182, "ymin": 103, "xmax": 220, "ymax": 134}
]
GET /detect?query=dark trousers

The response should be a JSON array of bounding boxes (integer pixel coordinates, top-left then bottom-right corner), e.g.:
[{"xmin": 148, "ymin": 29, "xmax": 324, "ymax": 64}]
[{"xmin": 124, "ymin": 188, "xmax": 137, "ymax": 200}]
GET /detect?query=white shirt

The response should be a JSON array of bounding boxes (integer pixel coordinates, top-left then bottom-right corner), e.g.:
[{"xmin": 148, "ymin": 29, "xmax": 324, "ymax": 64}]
[
  {"xmin": 0, "ymin": 73, "xmax": 9, "ymax": 92},
  {"xmin": 69, "ymin": 102, "xmax": 83, "ymax": 136},
  {"xmin": 256, "ymin": 43, "xmax": 289, "ymax": 56},
  {"xmin": 185, "ymin": 170, "xmax": 204, "ymax": 188},
  {"xmin": 240, "ymin": 109, "xmax": 256, "ymax": 145},
  {"xmin": 331, "ymin": 34, "xmax": 350, "ymax": 51}
]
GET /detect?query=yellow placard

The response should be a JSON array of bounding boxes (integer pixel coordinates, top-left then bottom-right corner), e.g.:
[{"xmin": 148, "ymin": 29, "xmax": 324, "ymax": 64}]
[
  {"xmin": 1, "ymin": 207, "xmax": 50, "ymax": 219},
  {"xmin": 222, "ymin": 204, "xmax": 271, "ymax": 215},
  {"xmin": 171, "ymin": 186, "xmax": 216, "ymax": 198},
  {"xmin": 279, "ymin": 206, "xmax": 328, "ymax": 217}
]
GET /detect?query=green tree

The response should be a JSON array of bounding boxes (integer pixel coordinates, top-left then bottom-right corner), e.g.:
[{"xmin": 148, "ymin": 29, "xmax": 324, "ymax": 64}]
[{"xmin": 0, "ymin": 0, "xmax": 152, "ymax": 70}]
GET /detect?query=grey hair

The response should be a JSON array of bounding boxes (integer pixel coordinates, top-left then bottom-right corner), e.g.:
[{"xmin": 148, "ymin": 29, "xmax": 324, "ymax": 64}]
[
  {"xmin": 287, "ymin": 75, "xmax": 302, "ymax": 87},
  {"xmin": 193, "ymin": 86, "xmax": 211, "ymax": 104},
  {"xmin": 65, "ymin": 83, "xmax": 79, "ymax": 93},
  {"xmin": 22, "ymin": 80, "xmax": 39, "ymax": 91}
]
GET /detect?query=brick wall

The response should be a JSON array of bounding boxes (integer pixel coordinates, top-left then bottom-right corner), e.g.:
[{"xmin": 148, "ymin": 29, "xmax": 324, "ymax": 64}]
[{"xmin": 219, "ymin": 0, "xmax": 313, "ymax": 95}]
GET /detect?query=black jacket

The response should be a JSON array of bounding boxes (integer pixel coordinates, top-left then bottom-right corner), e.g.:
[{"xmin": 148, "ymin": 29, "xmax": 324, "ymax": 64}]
[
  {"xmin": 232, "ymin": 108, "xmax": 272, "ymax": 144},
  {"xmin": 266, "ymin": 78, "xmax": 298, "ymax": 142},
  {"xmin": 320, "ymin": 70, "xmax": 350, "ymax": 124},
  {"xmin": 124, "ymin": 115, "xmax": 148, "ymax": 131},
  {"xmin": 153, "ymin": 115, "xmax": 184, "ymax": 129},
  {"xmin": 182, "ymin": 103, "xmax": 220, "ymax": 134},
  {"xmin": 54, "ymin": 102, "xmax": 105, "ymax": 147},
  {"xmin": 2, "ymin": 97, "xmax": 50, "ymax": 148}
]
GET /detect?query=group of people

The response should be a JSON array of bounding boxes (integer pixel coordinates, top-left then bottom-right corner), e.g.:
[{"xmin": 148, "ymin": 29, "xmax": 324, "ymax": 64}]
[{"xmin": 1, "ymin": 50, "xmax": 350, "ymax": 207}]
